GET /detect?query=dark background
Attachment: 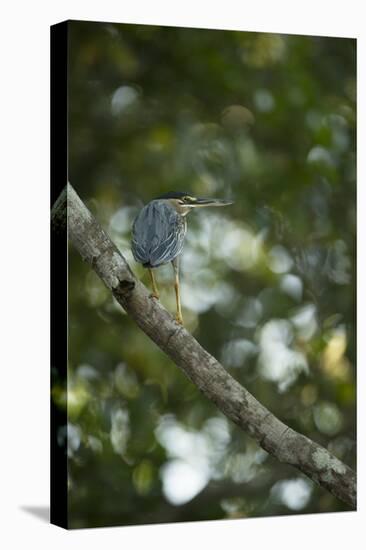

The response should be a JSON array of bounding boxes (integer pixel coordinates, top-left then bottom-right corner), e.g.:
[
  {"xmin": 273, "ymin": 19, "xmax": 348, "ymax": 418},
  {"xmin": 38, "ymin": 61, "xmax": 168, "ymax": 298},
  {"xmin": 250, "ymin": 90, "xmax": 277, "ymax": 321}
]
[{"xmin": 62, "ymin": 20, "xmax": 356, "ymax": 528}]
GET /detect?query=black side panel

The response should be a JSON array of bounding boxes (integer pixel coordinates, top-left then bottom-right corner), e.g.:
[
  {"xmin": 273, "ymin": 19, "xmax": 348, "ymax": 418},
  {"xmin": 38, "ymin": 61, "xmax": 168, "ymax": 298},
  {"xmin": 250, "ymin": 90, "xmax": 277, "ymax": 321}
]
[{"xmin": 50, "ymin": 20, "xmax": 68, "ymax": 529}]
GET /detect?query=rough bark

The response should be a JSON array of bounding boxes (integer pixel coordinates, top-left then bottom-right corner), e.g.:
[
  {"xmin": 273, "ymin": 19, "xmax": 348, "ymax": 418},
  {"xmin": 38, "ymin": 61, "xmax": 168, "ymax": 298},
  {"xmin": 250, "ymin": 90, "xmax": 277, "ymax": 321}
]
[{"xmin": 61, "ymin": 183, "xmax": 356, "ymax": 509}]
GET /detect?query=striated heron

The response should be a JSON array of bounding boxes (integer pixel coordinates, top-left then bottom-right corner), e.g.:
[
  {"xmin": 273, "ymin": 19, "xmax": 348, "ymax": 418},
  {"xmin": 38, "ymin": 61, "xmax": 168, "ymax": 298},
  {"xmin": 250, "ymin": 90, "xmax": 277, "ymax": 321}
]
[{"xmin": 131, "ymin": 191, "xmax": 233, "ymax": 324}]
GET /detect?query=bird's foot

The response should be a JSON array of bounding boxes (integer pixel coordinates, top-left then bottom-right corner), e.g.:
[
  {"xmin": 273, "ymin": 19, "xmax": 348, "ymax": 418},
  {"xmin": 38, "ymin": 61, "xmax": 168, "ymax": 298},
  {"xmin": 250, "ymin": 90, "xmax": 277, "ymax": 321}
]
[
  {"xmin": 175, "ymin": 313, "xmax": 184, "ymax": 325},
  {"xmin": 150, "ymin": 292, "xmax": 160, "ymax": 300}
]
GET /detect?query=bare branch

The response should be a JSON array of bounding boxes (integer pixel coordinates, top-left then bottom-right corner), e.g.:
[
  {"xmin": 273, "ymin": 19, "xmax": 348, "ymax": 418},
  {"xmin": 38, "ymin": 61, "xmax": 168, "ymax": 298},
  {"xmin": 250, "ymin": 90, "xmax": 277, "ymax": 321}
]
[
  {"xmin": 51, "ymin": 185, "xmax": 67, "ymax": 233},
  {"xmin": 65, "ymin": 183, "xmax": 356, "ymax": 509}
]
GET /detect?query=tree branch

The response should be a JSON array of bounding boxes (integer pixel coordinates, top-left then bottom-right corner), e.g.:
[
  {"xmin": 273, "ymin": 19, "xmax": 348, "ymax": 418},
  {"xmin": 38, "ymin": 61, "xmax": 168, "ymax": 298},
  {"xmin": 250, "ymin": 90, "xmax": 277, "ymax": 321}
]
[
  {"xmin": 51, "ymin": 185, "xmax": 67, "ymax": 233},
  {"xmin": 63, "ymin": 183, "xmax": 356, "ymax": 509}
]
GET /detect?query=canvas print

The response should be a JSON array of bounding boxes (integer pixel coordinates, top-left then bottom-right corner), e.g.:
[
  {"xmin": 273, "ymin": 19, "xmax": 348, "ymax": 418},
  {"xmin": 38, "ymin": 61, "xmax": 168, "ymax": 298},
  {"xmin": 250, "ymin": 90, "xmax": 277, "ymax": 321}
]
[{"xmin": 51, "ymin": 20, "xmax": 356, "ymax": 529}]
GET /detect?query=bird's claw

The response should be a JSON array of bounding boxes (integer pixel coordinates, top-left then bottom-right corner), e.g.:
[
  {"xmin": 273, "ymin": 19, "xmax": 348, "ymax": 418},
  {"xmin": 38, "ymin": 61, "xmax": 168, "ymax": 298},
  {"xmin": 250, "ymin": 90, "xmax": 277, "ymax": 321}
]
[
  {"xmin": 150, "ymin": 292, "xmax": 160, "ymax": 300},
  {"xmin": 175, "ymin": 313, "xmax": 184, "ymax": 325}
]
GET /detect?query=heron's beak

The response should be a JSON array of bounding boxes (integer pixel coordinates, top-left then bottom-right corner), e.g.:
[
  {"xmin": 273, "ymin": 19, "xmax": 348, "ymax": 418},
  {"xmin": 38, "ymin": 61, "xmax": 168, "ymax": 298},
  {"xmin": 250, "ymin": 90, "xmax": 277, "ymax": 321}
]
[{"xmin": 189, "ymin": 197, "xmax": 234, "ymax": 208}]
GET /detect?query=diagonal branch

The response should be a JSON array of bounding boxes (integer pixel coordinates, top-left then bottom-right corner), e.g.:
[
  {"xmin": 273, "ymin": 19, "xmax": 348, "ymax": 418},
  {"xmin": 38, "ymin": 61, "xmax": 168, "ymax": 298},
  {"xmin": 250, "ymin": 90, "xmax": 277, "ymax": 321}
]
[{"xmin": 58, "ymin": 183, "xmax": 356, "ymax": 509}]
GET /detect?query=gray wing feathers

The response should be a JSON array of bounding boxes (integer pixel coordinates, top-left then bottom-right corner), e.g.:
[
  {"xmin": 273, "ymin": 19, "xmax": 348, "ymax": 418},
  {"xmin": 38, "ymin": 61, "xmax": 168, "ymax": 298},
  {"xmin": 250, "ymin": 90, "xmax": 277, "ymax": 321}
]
[{"xmin": 131, "ymin": 201, "xmax": 186, "ymax": 267}]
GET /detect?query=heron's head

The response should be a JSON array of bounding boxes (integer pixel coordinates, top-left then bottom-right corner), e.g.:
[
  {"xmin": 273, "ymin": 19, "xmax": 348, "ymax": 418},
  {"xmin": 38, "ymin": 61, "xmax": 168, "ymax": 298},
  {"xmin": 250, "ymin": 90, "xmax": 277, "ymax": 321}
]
[{"xmin": 154, "ymin": 191, "xmax": 233, "ymax": 216}]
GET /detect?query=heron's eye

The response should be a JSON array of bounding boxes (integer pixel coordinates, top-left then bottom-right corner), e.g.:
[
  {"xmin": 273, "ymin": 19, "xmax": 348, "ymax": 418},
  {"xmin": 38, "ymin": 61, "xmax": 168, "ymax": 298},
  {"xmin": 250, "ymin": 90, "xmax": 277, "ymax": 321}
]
[{"xmin": 183, "ymin": 195, "xmax": 195, "ymax": 203}]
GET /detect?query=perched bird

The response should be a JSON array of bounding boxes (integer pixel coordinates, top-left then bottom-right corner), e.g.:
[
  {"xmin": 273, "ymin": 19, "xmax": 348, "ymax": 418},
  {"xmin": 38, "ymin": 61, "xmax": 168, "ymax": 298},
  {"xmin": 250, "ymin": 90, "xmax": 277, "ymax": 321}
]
[{"xmin": 131, "ymin": 191, "xmax": 233, "ymax": 324}]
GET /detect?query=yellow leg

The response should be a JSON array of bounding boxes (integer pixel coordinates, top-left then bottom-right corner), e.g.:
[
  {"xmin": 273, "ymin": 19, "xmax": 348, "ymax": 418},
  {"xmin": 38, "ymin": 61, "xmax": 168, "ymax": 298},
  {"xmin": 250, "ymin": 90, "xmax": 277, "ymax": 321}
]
[
  {"xmin": 172, "ymin": 259, "xmax": 183, "ymax": 325},
  {"xmin": 148, "ymin": 268, "xmax": 159, "ymax": 299}
]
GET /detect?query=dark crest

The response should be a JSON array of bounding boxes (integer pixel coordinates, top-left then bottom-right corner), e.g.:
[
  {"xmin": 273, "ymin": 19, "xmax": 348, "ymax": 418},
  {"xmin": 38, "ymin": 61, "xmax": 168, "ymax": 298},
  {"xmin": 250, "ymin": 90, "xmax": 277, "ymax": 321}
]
[{"xmin": 154, "ymin": 191, "xmax": 190, "ymax": 200}]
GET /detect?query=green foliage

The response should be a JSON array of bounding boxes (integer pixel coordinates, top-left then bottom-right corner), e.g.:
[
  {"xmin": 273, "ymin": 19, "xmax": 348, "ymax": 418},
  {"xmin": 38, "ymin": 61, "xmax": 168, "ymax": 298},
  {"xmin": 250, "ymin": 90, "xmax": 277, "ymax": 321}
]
[{"xmin": 66, "ymin": 21, "xmax": 356, "ymax": 527}]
